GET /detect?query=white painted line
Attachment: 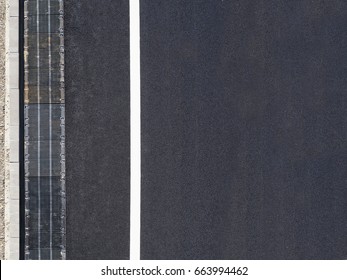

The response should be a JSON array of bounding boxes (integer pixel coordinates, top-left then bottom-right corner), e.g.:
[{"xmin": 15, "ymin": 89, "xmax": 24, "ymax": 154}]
[
  {"xmin": 59, "ymin": 0, "xmax": 66, "ymax": 260},
  {"xmin": 130, "ymin": 0, "xmax": 141, "ymax": 260},
  {"xmin": 36, "ymin": 0, "xmax": 41, "ymax": 260}
]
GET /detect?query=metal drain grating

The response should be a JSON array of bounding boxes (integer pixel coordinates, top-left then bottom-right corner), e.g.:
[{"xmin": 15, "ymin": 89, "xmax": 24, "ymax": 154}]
[{"xmin": 23, "ymin": 0, "xmax": 65, "ymax": 260}]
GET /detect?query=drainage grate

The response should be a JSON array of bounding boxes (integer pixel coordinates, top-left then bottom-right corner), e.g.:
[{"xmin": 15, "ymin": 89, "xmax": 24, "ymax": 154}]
[{"xmin": 23, "ymin": 0, "xmax": 65, "ymax": 260}]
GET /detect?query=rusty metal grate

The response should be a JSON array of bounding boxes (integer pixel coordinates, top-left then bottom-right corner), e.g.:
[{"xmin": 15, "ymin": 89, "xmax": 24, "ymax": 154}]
[{"xmin": 23, "ymin": 0, "xmax": 65, "ymax": 260}]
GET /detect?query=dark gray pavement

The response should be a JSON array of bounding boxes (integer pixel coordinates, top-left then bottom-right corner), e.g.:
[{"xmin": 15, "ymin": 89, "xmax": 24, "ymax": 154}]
[
  {"xmin": 141, "ymin": 0, "xmax": 347, "ymax": 259},
  {"xmin": 65, "ymin": 1, "xmax": 130, "ymax": 259}
]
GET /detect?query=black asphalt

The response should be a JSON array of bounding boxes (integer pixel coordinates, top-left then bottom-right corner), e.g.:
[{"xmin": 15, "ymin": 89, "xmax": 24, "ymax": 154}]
[
  {"xmin": 65, "ymin": 1, "xmax": 130, "ymax": 259},
  {"xmin": 141, "ymin": 0, "xmax": 347, "ymax": 259}
]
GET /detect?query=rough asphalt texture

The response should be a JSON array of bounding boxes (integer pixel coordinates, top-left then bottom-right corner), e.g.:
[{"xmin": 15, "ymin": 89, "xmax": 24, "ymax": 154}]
[
  {"xmin": 141, "ymin": 0, "xmax": 347, "ymax": 259},
  {"xmin": 65, "ymin": 1, "xmax": 130, "ymax": 259}
]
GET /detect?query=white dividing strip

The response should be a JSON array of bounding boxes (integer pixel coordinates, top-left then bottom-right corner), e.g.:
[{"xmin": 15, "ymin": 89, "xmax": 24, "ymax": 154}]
[
  {"xmin": 59, "ymin": 0, "xmax": 66, "ymax": 260},
  {"xmin": 36, "ymin": 0, "xmax": 41, "ymax": 260},
  {"xmin": 48, "ymin": 0, "xmax": 53, "ymax": 260},
  {"xmin": 5, "ymin": 1, "xmax": 21, "ymax": 260},
  {"xmin": 130, "ymin": 0, "xmax": 141, "ymax": 260},
  {"xmin": 24, "ymin": 0, "xmax": 30, "ymax": 260}
]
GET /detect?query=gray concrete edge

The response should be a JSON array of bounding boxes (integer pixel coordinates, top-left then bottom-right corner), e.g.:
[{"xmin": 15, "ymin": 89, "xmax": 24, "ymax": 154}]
[{"xmin": 5, "ymin": 0, "xmax": 19, "ymax": 260}]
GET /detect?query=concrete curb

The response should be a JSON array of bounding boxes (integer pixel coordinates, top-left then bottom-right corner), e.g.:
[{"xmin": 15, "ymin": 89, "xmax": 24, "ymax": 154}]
[
  {"xmin": 0, "ymin": 0, "xmax": 6, "ymax": 261},
  {"xmin": 5, "ymin": 0, "xmax": 19, "ymax": 260}
]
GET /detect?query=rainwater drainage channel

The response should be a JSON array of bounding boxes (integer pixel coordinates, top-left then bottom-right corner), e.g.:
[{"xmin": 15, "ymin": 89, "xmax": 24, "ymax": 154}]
[{"xmin": 22, "ymin": 0, "xmax": 65, "ymax": 260}]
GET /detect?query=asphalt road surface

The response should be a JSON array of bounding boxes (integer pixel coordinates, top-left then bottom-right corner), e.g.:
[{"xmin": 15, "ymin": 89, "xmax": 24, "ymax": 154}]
[
  {"xmin": 62, "ymin": 0, "xmax": 346, "ymax": 260},
  {"xmin": 65, "ymin": 1, "xmax": 130, "ymax": 260},
  {"xmin": 140, "ymin": 0, "xmax": 347, "ymax": 259}
]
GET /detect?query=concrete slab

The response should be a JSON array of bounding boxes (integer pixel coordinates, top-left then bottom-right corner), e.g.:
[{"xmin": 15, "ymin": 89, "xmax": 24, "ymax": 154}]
[
  {"xmin": 9, "ymin": 140, "xmax": 18, "ymax": 163},
  {"xmin": 7, "ymin": 52, "xmax": 18, "ymax": 89},
  {"xmin": 8, "ymin": 0, "xmax": 19, "ymax": 17},
  {"xmin": 9, "ymin": 88, "xmax": 19, "ymax": 126},
  {"xmin": 9, "ymin": 237, "xmax": 19, "ymax": 260},
  {"xmin": 9, "ymin": 207, "xmax": 19, "ymax": 238},
  {"xmin": 9, "ymin": 200, "xmax": 19, "ymax": 236},
  {"xmin": 9, "ymin": 183, "xmax": 19, "ymax": 200},
  {"xmin": 8, "ymin": 16, "xmax": 18, "ymax": 53},
  {"xmin": 9, "ymin": 125, "xmax": 18, "ymax": 142}
]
